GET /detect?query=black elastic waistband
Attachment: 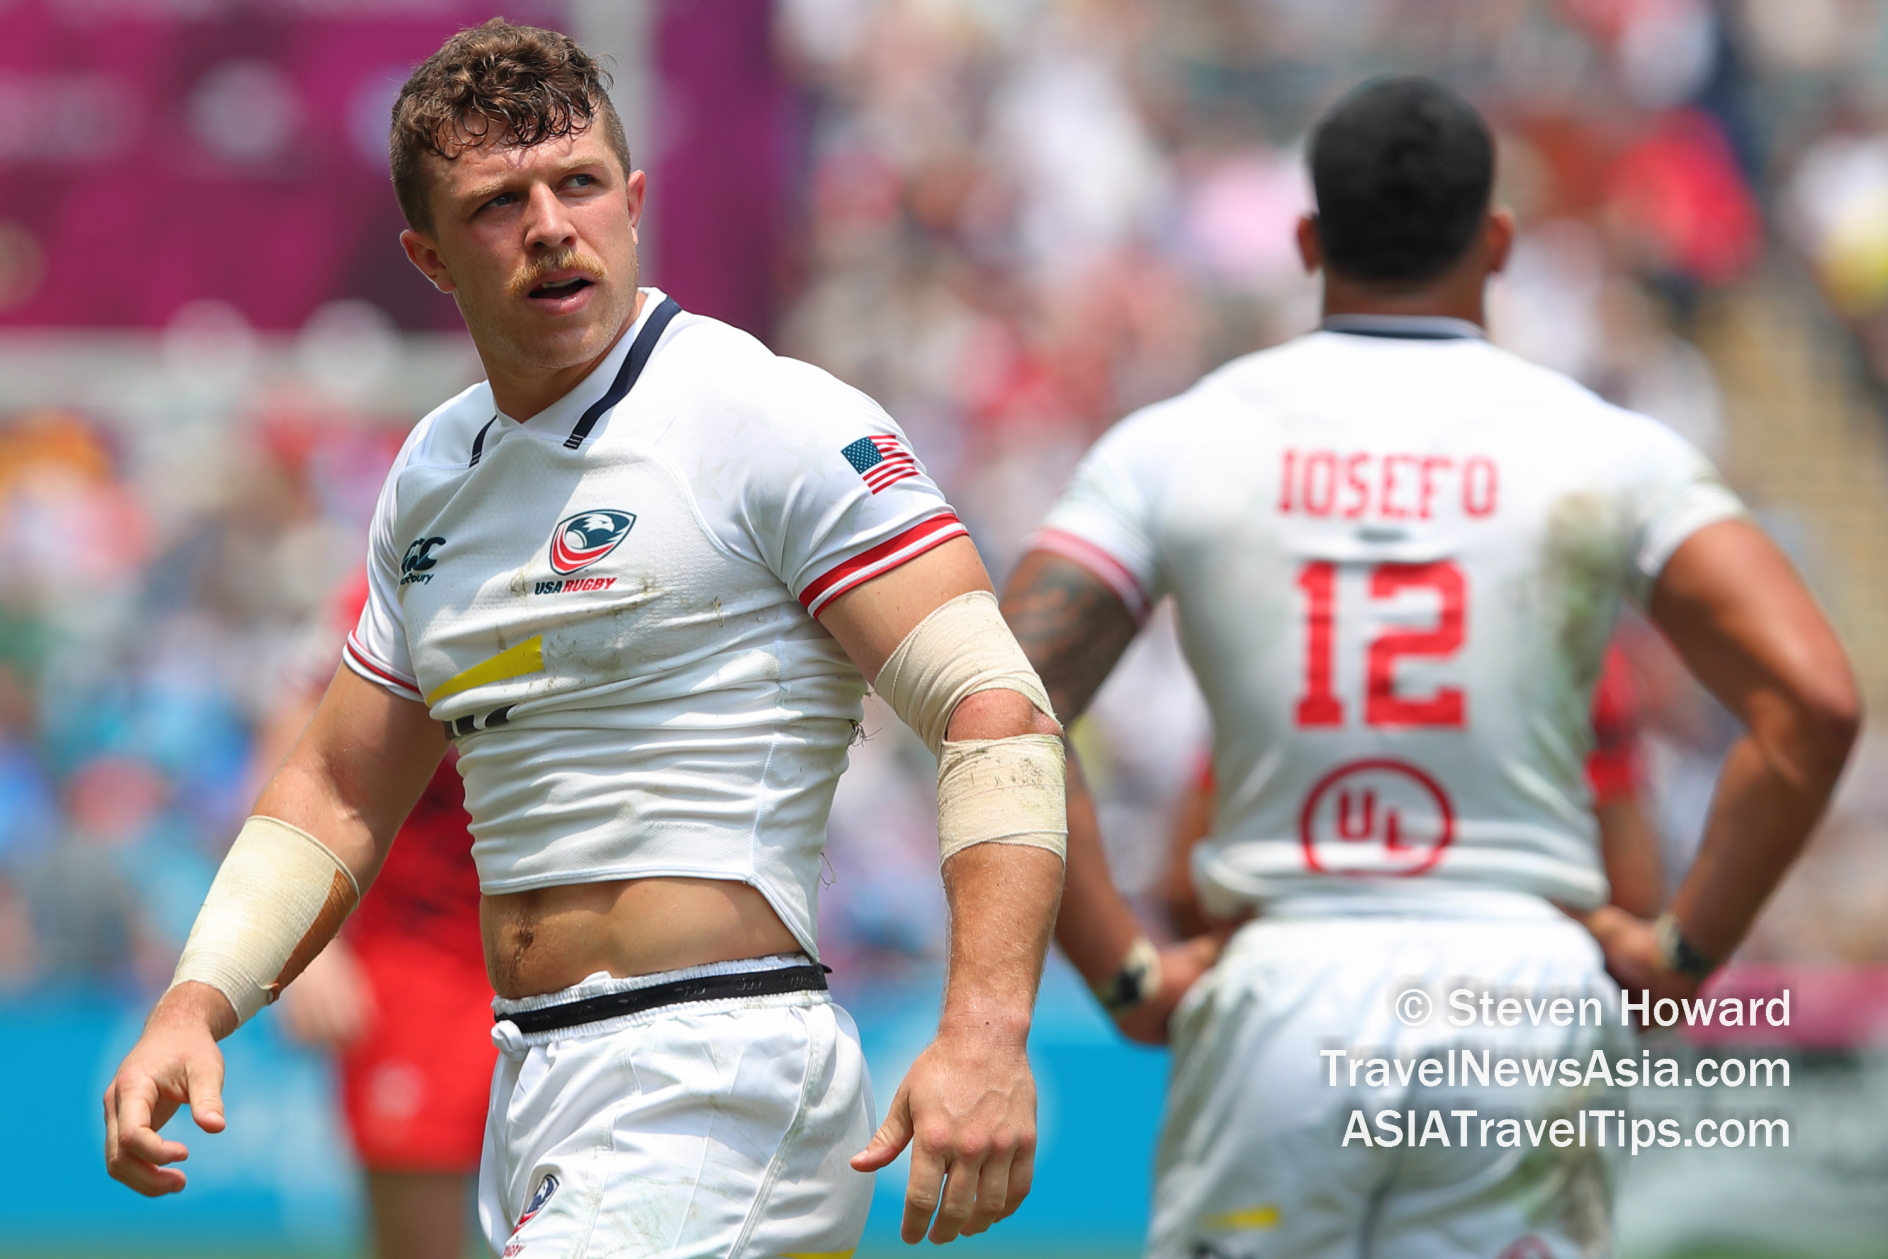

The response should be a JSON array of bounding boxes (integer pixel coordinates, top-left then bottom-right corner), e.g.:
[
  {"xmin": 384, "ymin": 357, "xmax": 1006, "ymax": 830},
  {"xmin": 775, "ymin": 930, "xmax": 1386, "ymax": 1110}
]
[{"xmin": 498, "ymin": 962, "xmax": 830, "ymax": 1035}]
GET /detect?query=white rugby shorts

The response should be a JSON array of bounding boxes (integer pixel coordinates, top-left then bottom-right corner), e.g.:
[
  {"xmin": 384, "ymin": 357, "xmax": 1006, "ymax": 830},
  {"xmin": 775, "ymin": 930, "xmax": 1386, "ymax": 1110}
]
[
  {"xmin": 480, "ymin": 955, "xmax": 875, "ymax": 1259},
  {"xmin": 1151, "ymin": 891, "xmax": 1631, "ymax": 1259}
]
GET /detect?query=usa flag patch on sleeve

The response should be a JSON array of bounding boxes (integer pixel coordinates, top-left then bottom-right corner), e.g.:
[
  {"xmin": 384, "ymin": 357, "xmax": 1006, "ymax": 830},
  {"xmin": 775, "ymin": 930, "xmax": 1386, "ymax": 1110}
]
[{"xmin": 840, "ymin": 434, "xmax": 920, "ymax": 493}]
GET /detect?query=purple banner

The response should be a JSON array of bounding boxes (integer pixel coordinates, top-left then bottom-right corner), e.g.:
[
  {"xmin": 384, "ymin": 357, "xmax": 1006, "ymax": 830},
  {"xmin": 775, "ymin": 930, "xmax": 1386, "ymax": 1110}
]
[
  {"xmin": 0, "ymin": 1, "xmax": 566, "ymax": 331},
  {"xmin": 653, "ymin": 0, "xmax": 792, "ymax": 339}
]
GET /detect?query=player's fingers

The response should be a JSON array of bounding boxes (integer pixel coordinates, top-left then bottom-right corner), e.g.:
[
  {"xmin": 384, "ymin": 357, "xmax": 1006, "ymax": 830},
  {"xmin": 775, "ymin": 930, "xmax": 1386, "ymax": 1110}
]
[
  {"xmin": 115, "ymin": 1112, "xmax": 190, "ymax": 1169},
  {"xmin": 927, "ymin": 1149, "xmax": 982, "ymax": 1244},
  {"xmin": 999, "ymin": 1140, "xmax": 1036, "ymax": 1221},
  {"xmin": 186, "ymin": 1057, "xmax": 226, "ymax": 1133},
  {"xmin": 109, "ymin": 1083, "xmax": 167, "ymax": 1158},
  {"xmin": 850, "ymin": 1087, "xmax": 913, "ymax": 1172},
  {"xmin": 102, "ymin": 1090, "xmax": 120, "ymax": 1175},
  {"xmin": 109, "ymin": 1152, "xmax": 189, "ymax": 1197},
  {"xmin": 959, "ymin": 1142, "xmax": 1015, "ymax": 1236},
  {"xmin": 105, "ymin": 1085, "xmax": 190, "ymax": 1196},
  {"xmin": 899, "ymin": 1137, "xmax": 947, "ymax": 1244},
  {"xmin": 1582, "ymin": 904, "xmax": 1634, "ymax": 947},
  {"xmin": 1180, "ymin": 932, "xmax": 1223, "ymax": 973}
]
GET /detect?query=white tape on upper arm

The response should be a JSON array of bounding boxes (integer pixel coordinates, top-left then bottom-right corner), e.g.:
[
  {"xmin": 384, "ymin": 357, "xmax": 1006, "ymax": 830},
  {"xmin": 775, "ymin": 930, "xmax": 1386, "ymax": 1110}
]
[{"xmin": 874, "ymin": 590, "xmax": 1054, "ymax": 754}]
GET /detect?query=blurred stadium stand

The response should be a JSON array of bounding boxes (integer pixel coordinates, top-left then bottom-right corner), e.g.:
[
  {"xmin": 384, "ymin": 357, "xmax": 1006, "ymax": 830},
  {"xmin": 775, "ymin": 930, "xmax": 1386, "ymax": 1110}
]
[{"xmin": 3, "ymin": 1, "xmax": 1888, "ymax": 1256}]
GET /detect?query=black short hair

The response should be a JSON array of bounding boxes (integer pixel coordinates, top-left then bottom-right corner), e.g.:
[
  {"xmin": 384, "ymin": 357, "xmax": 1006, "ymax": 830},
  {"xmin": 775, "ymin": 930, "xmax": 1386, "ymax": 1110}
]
[{"xmin": 1309, "ymin": 77, "xmax": 1494, "ymax": 284}]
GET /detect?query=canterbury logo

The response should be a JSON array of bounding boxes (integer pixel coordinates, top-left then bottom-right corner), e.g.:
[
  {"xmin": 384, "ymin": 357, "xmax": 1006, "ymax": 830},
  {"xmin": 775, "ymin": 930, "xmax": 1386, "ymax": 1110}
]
[{"xmin": 402, "ymin": 536, "xmax": 445, "ymax": 574}]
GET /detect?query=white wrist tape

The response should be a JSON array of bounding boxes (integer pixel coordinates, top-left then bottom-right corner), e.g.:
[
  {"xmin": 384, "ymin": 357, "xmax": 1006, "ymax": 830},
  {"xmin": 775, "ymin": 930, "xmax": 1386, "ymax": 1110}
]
[
  {"xmin": 937, "ymin": 734, "xmax": 1067, "ymax": 864},
  {"xmin": 170, "ymin": 816, "xmax": 360, "ymax": 1025},
  {"xmin": 875, "ymin": 589, "xmax": 1056, "ymax": 756}
]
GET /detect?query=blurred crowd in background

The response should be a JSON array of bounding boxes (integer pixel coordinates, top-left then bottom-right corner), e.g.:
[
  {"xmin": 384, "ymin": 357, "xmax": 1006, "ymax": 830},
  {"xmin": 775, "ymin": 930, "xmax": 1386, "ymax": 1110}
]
[{"xmin": 3, "ymin": 0, "xmax": 1888, "ymax": 1004}]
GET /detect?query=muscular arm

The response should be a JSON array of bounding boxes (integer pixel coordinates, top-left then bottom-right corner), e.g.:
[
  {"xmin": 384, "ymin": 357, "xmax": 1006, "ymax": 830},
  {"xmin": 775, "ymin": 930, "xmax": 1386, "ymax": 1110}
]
[
  {"xmin": 1001, "ymin": 551, "xmax": 1212, "ymax": 1043},
  {"xmin": 1000, "ymin": 551, "xmax": 1139, "ymax": 983},
  {"xmin": 1651, "ymin": 520, "xmax": 1858, "ymax": 956},
  {"xmin": 819, "ymin": 536, "xmax": 1066, "ymax": 1243},
  {"xmin": 105, "ymin": 669, "xmax": 446, "ymax": 1195},
  {"xmin": 1595, "ymin": 795, "xmax": 1664, "ymax": 920},
  {"xmin": 1590, "ymin": 519, "xmax": 1859, "ymax": 990},
  {"xmin": 1000, "ymin": 550, "xmax": 1142, "ymax": 721},
  {"xmin": 251, "ymin": 668, "xmax": 451, "ymax": 885}
]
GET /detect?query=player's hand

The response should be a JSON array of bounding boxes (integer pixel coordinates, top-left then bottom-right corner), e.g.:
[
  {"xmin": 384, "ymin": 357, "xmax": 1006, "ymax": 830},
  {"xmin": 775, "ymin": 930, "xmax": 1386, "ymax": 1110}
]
[
  {"xmin": 1113, "ymin": 935, "xmax": 1221, "ymax": 1046},
  {"xmin": 1582, "ymin": 905, "xmax": 1702, "ymax": 1006},
  {"xmin": 103, "ymin": 983, "xmax": 235, "ymax": 1196},
  {"xmin": 278, "ymin": 938, "xmax": 374, "ymax": 1050},
  {"xmin": 850, "ymin": 1024, "xmax": 1038, "ymax": 1244}
]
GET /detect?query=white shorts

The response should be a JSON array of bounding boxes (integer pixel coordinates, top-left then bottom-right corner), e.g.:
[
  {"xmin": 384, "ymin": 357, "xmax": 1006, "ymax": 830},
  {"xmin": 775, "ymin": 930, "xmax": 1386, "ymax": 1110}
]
[
  {"xmin": 480, "ymin": 955, "xmax": 875, "ymax": 1259},
  {"xmin": 1151, "ymin": 892, "xmax": 1632, "ymax": 1259}
]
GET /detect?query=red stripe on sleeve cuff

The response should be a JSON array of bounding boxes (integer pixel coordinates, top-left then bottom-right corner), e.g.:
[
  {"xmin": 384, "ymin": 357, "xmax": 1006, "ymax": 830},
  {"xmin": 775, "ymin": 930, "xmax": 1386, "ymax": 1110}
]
[
  {"xmin": 344, "ymin": 636, "xmax": 423, "ymax": 699},
  {"xmin": 1024, "ymin": 527, "xmax": 1150, "ymax": 623},
  {"xmin": 800, "ymin": 512, "xmax": 970, "ymax": 617}
]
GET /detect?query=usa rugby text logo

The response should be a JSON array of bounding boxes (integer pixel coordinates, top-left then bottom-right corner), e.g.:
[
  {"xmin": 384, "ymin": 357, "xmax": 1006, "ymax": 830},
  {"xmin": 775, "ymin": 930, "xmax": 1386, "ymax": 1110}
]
[{"xmin": 548, "ymin": 510, "xmax": 635, "ymax": 575}]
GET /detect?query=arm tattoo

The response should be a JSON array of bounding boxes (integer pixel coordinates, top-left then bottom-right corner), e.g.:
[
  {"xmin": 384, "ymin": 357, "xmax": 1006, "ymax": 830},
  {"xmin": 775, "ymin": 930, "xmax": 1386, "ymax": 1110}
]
[{"xmin": 1000, "ymin": 552, "xmax": 1140, "ymax": 722}]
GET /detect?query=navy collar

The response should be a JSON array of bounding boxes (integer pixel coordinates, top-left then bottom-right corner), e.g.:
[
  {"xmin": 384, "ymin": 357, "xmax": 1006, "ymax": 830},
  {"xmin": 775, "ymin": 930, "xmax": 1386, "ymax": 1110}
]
[{"xmin": 1320, "ymin": 314, "xmax": 1485, "ymax": 341}]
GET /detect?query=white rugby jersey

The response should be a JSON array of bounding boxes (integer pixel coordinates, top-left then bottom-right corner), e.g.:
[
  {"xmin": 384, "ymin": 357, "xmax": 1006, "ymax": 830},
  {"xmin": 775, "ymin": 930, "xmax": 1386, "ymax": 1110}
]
[
  {"xmin": 343, "ymin": 289, "xmax": 967, "ymax": 956},
  {"xmin": 1034, "ymin": 315, "xmax": 1744, "ymax": 913}
]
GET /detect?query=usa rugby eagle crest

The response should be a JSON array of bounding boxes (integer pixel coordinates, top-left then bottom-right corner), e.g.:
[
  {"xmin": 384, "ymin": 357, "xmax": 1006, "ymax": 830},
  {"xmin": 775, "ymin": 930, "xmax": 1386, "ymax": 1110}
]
[{"xmin": 548, "ymin": 510, "xmax": 636, "ymax": 575}]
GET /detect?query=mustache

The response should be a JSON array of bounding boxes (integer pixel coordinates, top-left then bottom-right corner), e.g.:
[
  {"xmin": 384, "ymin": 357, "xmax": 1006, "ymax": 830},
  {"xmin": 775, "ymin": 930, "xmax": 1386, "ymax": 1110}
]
[{"xmin": 509, "ymin": 249, "xmax": 607, "ymax": 299}]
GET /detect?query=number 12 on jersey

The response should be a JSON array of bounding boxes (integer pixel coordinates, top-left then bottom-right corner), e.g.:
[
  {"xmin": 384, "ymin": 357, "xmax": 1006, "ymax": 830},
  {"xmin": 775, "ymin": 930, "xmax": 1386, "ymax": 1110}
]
[{"xmin": 1294, "ymin": 560, "xmax": 1466, "ymax": 729}]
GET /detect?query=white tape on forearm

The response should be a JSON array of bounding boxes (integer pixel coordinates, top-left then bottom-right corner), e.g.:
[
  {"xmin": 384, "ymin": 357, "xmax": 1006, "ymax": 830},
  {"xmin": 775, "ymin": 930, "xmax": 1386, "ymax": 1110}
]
[
  {"xmin": 937, "ymin": 734, "xmax": 1067, "ymax": 864},
  {"xmin": 876, "ymin": 590, "xmax": 1056, "ymax": 756},
  {"xmin": 170, "ymin": 816, "xmax": 359, "ymax": 1025}
]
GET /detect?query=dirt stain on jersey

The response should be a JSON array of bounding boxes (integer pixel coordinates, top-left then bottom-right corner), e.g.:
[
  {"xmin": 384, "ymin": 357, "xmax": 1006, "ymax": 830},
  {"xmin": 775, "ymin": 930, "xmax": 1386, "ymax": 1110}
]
[
  {"xmin": 1540, "ymin": 493, "xmax": 1623, "ymax": 685},
  {"xmin": 544, "ymin": 576, "xmax": 667, "ymax": 678}
]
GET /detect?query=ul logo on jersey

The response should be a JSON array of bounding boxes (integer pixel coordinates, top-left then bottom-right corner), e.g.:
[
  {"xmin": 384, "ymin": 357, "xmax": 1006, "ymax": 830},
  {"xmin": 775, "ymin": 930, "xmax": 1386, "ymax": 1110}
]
[
  {"xmin": 548, "ymin": 510, "xmax": 636, "ymax": 575},
  {"xmin": 1300, "ymin": 759, "xmax": 1454, "ymax": 876},
  {"xmin": 400, "ymin": 536, "xmax": 445, "ymax": 585}
]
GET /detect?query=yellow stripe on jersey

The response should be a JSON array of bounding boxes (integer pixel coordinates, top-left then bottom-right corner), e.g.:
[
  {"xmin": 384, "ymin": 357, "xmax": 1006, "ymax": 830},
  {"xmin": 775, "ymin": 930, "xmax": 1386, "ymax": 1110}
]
[
  {"xmin": 1205, "ymin": 1204, "xmax": 1281, "ymax": 1230},
  {"xmin": 425, "ymin": 635, "xmax": 545, "ymax": 704}
]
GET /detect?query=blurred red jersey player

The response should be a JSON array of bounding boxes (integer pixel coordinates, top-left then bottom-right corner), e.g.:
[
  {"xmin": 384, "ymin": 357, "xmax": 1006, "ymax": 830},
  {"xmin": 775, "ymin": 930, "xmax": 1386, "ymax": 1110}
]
[
  {"xmin": 262, "ymin": 571, "xmax": 493, "ymax": 1259},
  {"xmin": 1586, "ymin": 642, "xmax": 1663, "ymax": 918}
]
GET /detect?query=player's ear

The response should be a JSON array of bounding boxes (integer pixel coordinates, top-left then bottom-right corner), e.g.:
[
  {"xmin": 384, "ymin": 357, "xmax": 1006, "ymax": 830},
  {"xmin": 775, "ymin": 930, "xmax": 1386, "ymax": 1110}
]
[
  {"xmin": 623, "ymin": 168, "xmax": 647, "ymax": 229},
  {"xmin": 1296, "ymin": 214, "xmax": 1323, "ymax": 275},
  {"xmin": 1484, "ymin": 208, "xmax": 1516, "ymax": 277},
  {"xmin": 401, "ymin": 228, "xmax": 457, "ymax": 295}
]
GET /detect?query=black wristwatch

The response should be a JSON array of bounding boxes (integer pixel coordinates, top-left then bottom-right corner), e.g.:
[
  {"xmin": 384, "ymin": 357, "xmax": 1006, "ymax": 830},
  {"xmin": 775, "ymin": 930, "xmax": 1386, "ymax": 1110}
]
[
  {"xmin": 1654, "ymin": 912, "xmax": 1718, "ymax": 980},
  {"xmin": 1093, "ymin": 937, "xmax": 1162, "ymax": 1014}
]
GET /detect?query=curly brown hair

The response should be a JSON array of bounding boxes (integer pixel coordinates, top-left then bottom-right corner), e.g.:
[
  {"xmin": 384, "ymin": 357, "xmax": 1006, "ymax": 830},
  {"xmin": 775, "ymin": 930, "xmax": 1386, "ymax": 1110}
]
[{"xmin": 390, "ymin": 18, "xmax": 632, "ymax": 232}]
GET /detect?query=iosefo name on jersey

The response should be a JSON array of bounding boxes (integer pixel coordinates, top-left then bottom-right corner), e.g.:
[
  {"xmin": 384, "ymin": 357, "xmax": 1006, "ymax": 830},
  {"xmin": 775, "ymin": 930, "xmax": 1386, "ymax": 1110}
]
[
  {"xmin": 1035, "ymin": 318, "xmax": 1744, "ymax": 913},
  {"xmin": 342, "ymin": 290, "xmax": 968, "ymax": 957}
]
